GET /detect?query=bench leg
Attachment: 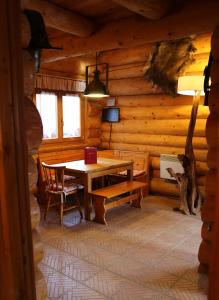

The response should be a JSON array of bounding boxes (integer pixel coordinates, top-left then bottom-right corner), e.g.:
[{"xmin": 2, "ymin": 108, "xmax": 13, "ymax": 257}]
[
  {"xmin": 131, "ymin": 189, "xmax": 142, "ymax": 208},
  {"xmin": 93, "ymin": 196, "xmax": 107, "ymax": 225}
]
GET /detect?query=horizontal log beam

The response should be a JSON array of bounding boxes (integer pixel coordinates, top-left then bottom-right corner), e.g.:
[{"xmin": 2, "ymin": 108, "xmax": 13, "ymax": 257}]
[
  {"xmin": 113, "ymin": 0, "xmax": 174, "ymax": 20},
  {"xmin": 86, "ymin": 138, "xmax": 101, "ymax": 146},
  {"xmin": 24, "ymin": 0, "xmax": 95, "ymax": 37},
  {"xmin": 99, "ymin": 33, "xmax": 210, "ymax": 68},
  {"xmin": 117, "ymin": 105, "xmax": 209, "ymax": 120},
  {"xmin": 109, "ymin": 77, "xmax": 161, "ymax": 96},
  {"xmin": 101, "ymin": 119, "xmax": 206, "ymax": 136},
  {"xmin": 100, "ymin": 44, "xmax": 153, "ymax": 67},
  {"xmin": 100, "ymin": 52, "xmax": 210, "ymax": 80},
  {"xmin": 106, "ymin": 63, "xmax": 145, "ymax": 80},
  {"xmin": 101, "ymin": 142, "xmax": 207, "ymax": 161},
  {"xmin": 116, "ymin": 94, "xmax": 197, "ymax": 106},
  {"xmin": 150, "ymin": 178, "xmax": 179, "ymax": 196},
  {"xmin": 150, "ymin": 177, "xmax": 205, "ymax": 198},
  {"xmin": 42, "ymin": 0, "xmax": 218, "ymax": 63},
  {"xmin": 101, "ymin": 132, "xmax": 208, "ymax": 149}
]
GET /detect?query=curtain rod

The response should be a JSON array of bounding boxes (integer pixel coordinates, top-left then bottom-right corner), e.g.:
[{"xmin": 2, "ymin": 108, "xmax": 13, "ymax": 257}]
[{"xmin": 36, "ymin": 73, "xmax": 85, "ymax": 82}]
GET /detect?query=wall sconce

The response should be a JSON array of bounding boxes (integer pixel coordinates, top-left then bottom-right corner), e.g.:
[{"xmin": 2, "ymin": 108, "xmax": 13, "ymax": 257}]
[{"xmin": 84, "ymin": 53, "xmax": 109, "ymax": 98}]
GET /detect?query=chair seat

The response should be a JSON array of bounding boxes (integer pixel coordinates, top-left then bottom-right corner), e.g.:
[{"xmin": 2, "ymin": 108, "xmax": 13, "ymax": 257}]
[
  {"xmin": 117, "ymin": 169, "xmax": 146, "ymax": 177},
  {"xmin": 63, "ymin": 184, "xmax": 78, "ymax": 194},
  {"xmin": 64, "ymin": 175, "xmax": 76, "ymax": 182},
  {"xmin": 49, "ymin": 182, "xmax": 84, "ymax": 194}
]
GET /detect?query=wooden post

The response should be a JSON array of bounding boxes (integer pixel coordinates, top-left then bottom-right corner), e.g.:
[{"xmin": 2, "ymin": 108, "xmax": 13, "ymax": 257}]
[
  {"xmin": 199, "ymin": 27, "xmax": 219, "ymax": 277},
  {"xmin": 167, "ymin": 93, "xmax": 202, "ymax": 214},
  {"xmin": 0, "ymin": 0, "xmax": 36, "ymax": 299}
]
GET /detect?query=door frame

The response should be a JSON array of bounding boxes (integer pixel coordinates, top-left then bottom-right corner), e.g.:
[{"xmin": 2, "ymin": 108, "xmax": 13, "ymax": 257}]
[{"xmin": 0, "ymin": 0, "xmax": 36, "ymax": 299}]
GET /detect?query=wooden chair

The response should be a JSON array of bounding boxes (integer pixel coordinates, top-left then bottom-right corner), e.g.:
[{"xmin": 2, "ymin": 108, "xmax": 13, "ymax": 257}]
[
  {"xmin": 36, "ymin": 156, "xmax": 80, "ymax": 204},
  {"xmin": 41, "ymin": 162, "xmax": 83, "ymax": 224}
]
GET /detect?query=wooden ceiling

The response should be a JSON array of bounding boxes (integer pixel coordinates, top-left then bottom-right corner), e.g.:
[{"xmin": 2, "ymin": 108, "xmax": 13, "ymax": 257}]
[
  {"xmin": 22, "ymin": 0, "xmax": 219, "ymax": 77},
  {"xmin": 47, "ymin": 0, "xmax": 134, "ymax": 24}
]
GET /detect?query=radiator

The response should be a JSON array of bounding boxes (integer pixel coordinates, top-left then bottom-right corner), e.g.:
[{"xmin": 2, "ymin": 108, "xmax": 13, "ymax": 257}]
[{"xmin": 160, "ymin": 154, "xmax": 184, "ymax": 180}]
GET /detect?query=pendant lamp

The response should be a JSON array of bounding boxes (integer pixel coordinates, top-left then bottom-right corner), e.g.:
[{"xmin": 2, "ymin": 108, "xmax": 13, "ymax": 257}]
[{"xmin": 84, "ymin": 53, "xmax": 109, "ymax": 98}]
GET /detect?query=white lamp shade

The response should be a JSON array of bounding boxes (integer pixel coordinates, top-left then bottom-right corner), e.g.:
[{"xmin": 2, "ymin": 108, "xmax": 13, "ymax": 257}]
[{"xmin": 177, "ymin": 76, "xmax": 205, "ymax": 96}]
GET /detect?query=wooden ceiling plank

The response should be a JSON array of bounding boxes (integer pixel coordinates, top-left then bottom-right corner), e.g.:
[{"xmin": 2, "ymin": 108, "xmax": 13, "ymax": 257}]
[
  {"xmin": 42, "ymin": 0, "xmax": 217, "ymax": 63},
  {"xmin": 112, "ymin": 0, "xmax": 174, "ymax": 20},
  {"xmin": 24, "ymin": 0, "xmax": 96, "ymax": 37}
]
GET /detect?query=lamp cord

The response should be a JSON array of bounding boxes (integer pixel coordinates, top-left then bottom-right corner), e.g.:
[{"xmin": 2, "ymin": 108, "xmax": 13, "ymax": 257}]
[{"xmin": 109, "ymin": 122, "xmax": 112, "ymax": 150}]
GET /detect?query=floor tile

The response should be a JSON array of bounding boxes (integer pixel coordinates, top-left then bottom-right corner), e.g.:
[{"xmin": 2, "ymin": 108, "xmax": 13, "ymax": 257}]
[
  {"xmin": 166, "ymin": 278, "xmax": 207, "ymax": 300},
  {"xmin": 39, "ymin": 195, "xmax": 207, "ymax": 300},
  {"xmin": 60, "ymin": 258, "xmax": 101, "ymax": 282},
  {"xmin": 131, "ymin": 265, "xmax": 179, "ymax": 293},
  {"xmin": 111, "ymin": 282, "xmax": 166, "ymax": 300},
  {"xmin": 85, "ymin": 270, "xmax": 126, "ymax": 297}
]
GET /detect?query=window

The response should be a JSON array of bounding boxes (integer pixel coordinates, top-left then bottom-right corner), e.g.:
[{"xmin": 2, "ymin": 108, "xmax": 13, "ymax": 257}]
[
  {"xmin": 62, "ymin": 95, "xmax": 81, "ymax": 138},
  {"xmin": 35, "ymin": 92, "xmax": 84, "ymax": 142},
  {"xmin": 36, "ymin": 93, "xmax": 58, "ymax": 139}
]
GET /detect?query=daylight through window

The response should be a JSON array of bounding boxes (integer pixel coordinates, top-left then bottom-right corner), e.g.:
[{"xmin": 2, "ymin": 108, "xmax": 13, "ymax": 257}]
[{"xmin": 36, "ymin": 92, "xmax": 83, "ymax": 142}]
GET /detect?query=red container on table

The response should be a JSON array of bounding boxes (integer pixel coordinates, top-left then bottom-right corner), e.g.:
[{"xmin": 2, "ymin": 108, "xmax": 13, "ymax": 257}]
[{"xmin": 84, "ymin": 147, "xmax": 97, "ymax": 164}]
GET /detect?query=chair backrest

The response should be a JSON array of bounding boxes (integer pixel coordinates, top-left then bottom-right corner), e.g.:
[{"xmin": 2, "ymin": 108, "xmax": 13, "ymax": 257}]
[{"xmin": 41, "ymin": 162, "xmax": 66, "ymax": 192}]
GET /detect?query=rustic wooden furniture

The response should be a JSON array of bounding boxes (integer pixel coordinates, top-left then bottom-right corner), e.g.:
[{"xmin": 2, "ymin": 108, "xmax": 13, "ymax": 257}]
[
  {"xmin": 90, "ymin": 181, "xmax": 147, "ymax": 224},
  {"xmin": 37, "ymin": 156, "xmax": 82, "ymax": 204},
  {"xmin": 42, "ymin": 162, "xmax": 83, "ymax": 224},
  {"xmin": 99, "ymin": 150, "xmax": 150, "ymax": 195},
  {"xmin": 52, "ymin": 157, "xmax": 133, "ymax": 221}
]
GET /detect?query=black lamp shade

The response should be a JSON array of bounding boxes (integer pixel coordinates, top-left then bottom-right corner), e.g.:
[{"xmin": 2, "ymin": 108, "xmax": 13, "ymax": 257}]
[
  {"xmin": 84, "ymin": 70, "xmax": 109, "ymax": 98},
  {"xmin": 84, "ymin": 55, "xmax": 110, "ymax": 98}
]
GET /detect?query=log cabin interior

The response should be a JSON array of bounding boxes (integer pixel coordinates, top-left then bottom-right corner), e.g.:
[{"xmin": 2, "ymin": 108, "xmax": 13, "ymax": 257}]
[{"xmin": 2, "ymin": 0, "xmax": 219, "ymax": 299}]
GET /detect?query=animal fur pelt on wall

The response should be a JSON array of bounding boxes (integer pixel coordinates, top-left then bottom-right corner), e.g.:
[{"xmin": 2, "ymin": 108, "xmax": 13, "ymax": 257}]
[{"xmin": 144, "ymin": 37, "xmax": 196, "ymax": 96}]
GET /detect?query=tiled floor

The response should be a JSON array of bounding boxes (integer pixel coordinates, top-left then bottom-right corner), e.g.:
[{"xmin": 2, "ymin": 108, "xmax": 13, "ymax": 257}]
[{"xmin": 39, "ymin": 195, "xmax": 208, "ymax": 300}]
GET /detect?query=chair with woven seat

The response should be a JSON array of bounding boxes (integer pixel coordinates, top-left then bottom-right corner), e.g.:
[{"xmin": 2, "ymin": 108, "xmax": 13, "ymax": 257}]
[{"xmin": 42, "ymin": 162, "xmax": 83, "ymax": 224}]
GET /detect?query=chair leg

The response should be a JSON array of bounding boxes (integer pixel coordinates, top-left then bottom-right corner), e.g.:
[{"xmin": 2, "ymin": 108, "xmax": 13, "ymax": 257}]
[
  {"xmin": 60, "ymin": 194, "xmax": 64, "ymax": 224},
  {"xmin": 44, "ymin": 194, "xmax": 51, "ymax": 221},
  {"xmin": 75, "ymin": 192, "xmax": 83, "ymax": 219}
]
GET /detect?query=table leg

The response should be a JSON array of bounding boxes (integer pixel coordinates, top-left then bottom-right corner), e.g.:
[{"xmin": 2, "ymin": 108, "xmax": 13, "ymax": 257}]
[
  {"xmin": 83, "ymin": 173, "xmax": 92, "ymax": 221},
  {"xmin": 127, "ymin": 165, "xmax": 133, "ymax": 181}
]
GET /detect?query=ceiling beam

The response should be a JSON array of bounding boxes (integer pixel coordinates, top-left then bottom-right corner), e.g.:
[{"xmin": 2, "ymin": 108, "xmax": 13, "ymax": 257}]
[
  {"xmin": 112, "ymin": 0, "xmax": 174, "ymax": 20},
  {"xmin": 23, "ymin": 0, "xmax": 96, "ymax": 37},
  {"xmin": 41, "ymin": 0, "xmax": 218, "ymax": 64}
]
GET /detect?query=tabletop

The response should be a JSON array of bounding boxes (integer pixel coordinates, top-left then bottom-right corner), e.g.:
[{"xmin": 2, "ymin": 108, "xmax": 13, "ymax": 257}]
[{"xmin": 53, "ymin": 157, "xmax": 133, "ymax": 173}]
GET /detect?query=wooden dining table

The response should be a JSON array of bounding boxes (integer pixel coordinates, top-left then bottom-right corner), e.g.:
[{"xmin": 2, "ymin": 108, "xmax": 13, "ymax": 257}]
[{"xmin": 53, "ymin": 157, "xmax": 133, "ymax": 220}]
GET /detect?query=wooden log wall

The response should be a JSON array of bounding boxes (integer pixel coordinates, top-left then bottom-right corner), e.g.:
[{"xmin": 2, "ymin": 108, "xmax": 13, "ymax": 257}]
[
  {"xmin": 198, "ymin": 28, "xmax": 219, "ymax": 274},
  {"xmin": 99, "ymin": 33, "xmax": 211, "ymax": 198}
]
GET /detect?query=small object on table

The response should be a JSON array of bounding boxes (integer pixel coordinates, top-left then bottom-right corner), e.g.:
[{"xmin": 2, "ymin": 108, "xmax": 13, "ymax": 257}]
[{"xmin": 84, "ymin": 147, "xmax": 97, "ymax": 164}]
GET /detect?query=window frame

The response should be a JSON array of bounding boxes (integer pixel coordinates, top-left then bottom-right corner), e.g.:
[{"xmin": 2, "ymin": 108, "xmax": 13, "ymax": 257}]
[{"xmin": 34, "ymin": 91, "xmax": 85, "ymax": 145}]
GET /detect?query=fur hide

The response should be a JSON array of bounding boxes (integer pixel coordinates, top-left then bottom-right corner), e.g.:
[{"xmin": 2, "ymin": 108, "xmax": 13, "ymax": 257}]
[{"xmin": 144, "ymin": 37, "xmax": 196, "ymax": 96}]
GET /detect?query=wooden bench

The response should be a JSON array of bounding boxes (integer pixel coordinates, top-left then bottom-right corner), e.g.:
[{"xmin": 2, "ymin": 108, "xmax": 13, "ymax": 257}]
[
  {"xmin": 90, "ymin": 181, "xmax": 147, "ymax": 225},
  {"xmin": 97, "ymin": 150, "xmax": 150, "ymax": 196}
]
